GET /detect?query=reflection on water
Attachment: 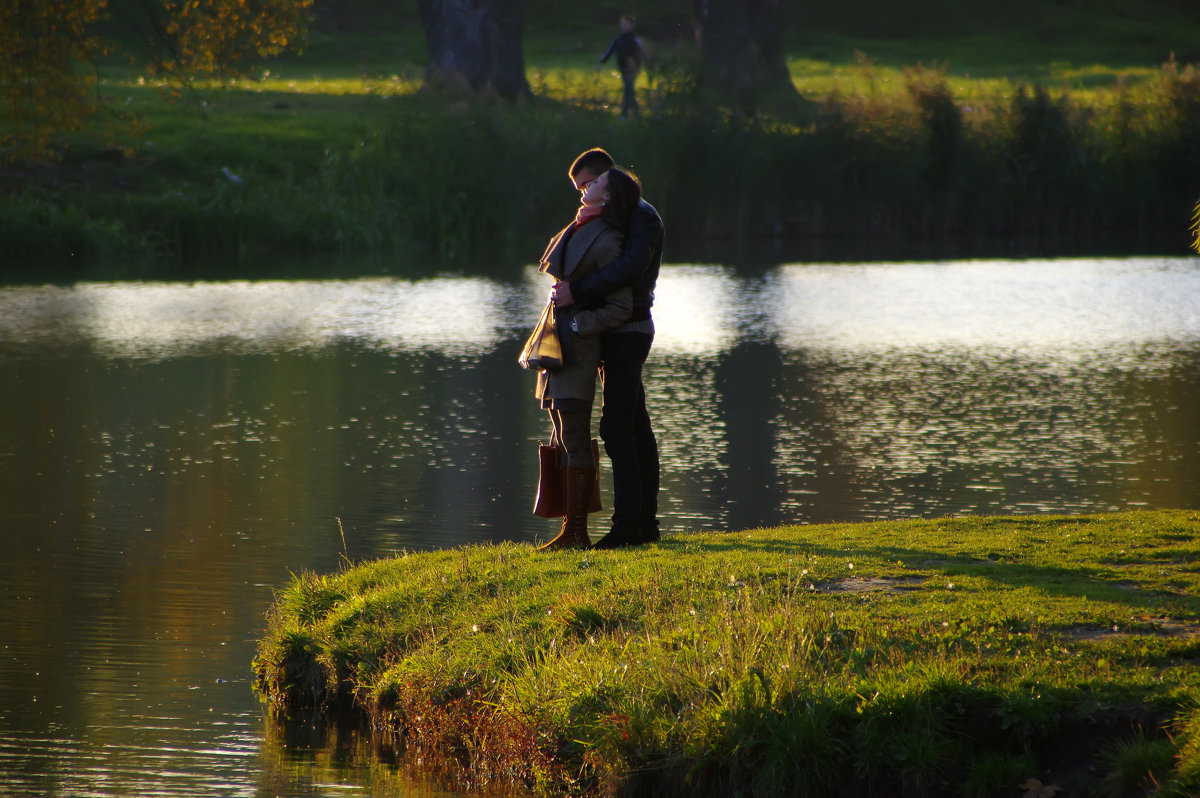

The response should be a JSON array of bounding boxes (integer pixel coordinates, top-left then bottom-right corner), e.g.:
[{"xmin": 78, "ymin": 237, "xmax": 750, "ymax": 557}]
[
  {"xmin": 763, "ymin": 258, "xmax": 1200, "ymax": 352},
  {"xmin": 0, "ymin": 276, "xmax": 521, "ymax": 358},
  {"xmin": 1, "ymin": 256, "xmax": 1198, "ymax": 796}
]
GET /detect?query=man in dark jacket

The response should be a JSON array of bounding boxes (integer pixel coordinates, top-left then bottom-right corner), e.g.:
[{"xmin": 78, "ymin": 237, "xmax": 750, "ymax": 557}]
[
  {"xmin": 596, "ymin": 15, "xmax": 647, "ymax": 119},
  {"xmin": 551, "ymin": 148, "xmax": 664, "ymax": 548}
]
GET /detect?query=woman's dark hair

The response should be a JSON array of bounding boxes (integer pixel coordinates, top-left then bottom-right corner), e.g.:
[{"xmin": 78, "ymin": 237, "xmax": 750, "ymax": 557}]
[{"xmin": 602, "ymin": 166, "xmax": 641, "ymax": 231}]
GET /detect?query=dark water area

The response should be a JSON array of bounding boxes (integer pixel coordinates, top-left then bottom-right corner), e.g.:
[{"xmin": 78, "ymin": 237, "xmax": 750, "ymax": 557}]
[{"xmin": 1, "ymin": 254, "xmax": 1198, "ymax": 796}]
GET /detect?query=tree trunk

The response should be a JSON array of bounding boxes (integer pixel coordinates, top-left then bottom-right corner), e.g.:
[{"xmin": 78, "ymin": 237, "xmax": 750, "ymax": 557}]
[
  {"xmin": 416, "ymin": 0, "xmax": 530, "ymax": 100},
  {"xmin": 692, "ymin": 0, "xmax": 800, "ymax": 113}
]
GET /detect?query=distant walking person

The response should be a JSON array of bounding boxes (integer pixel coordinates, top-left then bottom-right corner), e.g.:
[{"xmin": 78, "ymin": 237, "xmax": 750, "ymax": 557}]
[{"xmin": 596, "ymin": 15, "xmax": 647, "ymax": 119}]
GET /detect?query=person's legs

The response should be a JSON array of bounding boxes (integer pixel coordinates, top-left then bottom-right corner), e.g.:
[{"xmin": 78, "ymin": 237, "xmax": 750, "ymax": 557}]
[
  {"xmin": 594, "ymin": 332, "xmax": 658, "ymax": 548},
  {"xmin": 620, "ymin": 70, "xmax": 639, "ymax": 118},
  {"xmin": 556, "ymin": 408, "xmax": 593, "ymax": 468},
  {"xmin": 538, "ymin": 407, "xmax": 594, "ymax": 551},
  {"xmin": 632, "ymin": 386, "xmax": 660, "ymax": 540},
  {"xmin": 548, "ymin": 406, "xmax": 563, "ymax": 448}
]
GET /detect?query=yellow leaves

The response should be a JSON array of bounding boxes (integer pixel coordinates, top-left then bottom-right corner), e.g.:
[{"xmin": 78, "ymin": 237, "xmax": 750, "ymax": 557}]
[
  {"xmin": 1191, "ymin": 200, "xmax": 1200, "ymax": 254},
  {"xmin": 0, "ymin": 0, "xmax": 109, "ymax": 159},
  {"xmin": 152, "ymin": 0, "xmax": 312, "ymax": 84},
  {"xmin": 1, "ymin": 0, "xmax": 311, "ymax": 160}
]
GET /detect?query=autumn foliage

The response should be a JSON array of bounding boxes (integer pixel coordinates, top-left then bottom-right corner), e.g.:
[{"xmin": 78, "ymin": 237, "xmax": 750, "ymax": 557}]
[
  {"xmin": 0, "ymin": 0, "xmax": 109, "ymax": 159},
  {"xmin": 0, "ymin": 0, "xmax": 312, "ymax": 161},
  {"xmin": 144, "ymin": 0, "xmax": 312, "ymax": 81}
]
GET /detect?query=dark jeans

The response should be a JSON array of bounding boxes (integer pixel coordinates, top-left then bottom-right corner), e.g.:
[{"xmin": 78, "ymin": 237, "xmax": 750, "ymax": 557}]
[
  {"xmin": 599, "ymin": 331, "xmax": 659, "ymax": 534},
  {"xmin": 620, "ymin": 69, "xmax": 640, "ymax": 118}
]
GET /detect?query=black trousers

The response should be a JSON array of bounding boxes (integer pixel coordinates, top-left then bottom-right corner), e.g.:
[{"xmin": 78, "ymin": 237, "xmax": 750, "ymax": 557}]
[
  {"xmin": 620, "ymin": 69, "xmax": 640, "ymax": 118},
  {"xmin": 599, "ymin": 331, "xmax": 659, "ymax": 534}
]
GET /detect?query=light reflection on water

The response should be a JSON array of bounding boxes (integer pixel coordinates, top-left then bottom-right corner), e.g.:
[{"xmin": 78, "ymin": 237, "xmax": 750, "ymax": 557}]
[
  {"xmin": 0, "ymin": 255, "xmax": 1198, "ymax": 797},
  {"xmin": 0, "ymin": 276, "xmax": 520, "ymax": 358},
  {"xmin": 763, "ymin": 258, "xmax": 1200, "ymax": 353}
]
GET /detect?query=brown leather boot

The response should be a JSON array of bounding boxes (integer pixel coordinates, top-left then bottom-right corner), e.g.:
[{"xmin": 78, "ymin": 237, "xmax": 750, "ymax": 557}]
[{"xmin": 537, "ymin": 466, "xmax": 594, "ymax": 550}]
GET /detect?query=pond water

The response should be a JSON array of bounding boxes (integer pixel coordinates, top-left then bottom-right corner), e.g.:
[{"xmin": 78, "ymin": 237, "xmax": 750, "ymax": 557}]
[{"xmin": 1, "ymin": 255, "xmax": 1198, "ymax": 796}]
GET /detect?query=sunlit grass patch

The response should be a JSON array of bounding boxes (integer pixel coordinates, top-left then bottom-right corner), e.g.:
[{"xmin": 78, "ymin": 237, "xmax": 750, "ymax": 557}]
[{"xmin": 255, "ymin": 510, "xmax": 1200, "ymax": 796}]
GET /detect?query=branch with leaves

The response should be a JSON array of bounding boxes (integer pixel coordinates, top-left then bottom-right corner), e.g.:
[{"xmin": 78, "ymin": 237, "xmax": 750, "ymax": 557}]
[
  {"xmin": 146, "ymin": 0, "xmax": 312, "ymax": 84},
  {"xmin": 0, "ymin": 0, "xmax": 313, "ymax": 161},
  {"xmin": 0, "ymin": 0, "xmax": 109, "ymax": 160},
  {"xmin": 1191, "ymin": 200, "xmax": 1200, "ymax": 253}
]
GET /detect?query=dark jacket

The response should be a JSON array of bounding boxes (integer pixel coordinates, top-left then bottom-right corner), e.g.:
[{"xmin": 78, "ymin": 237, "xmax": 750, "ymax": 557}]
[
  {"xmin": 599, "ymin": 31, "xmax": 645, "ymax": 73},
  {"xmin": 567, "ymin": 198, "xmax": 663, "ymax": 316}
]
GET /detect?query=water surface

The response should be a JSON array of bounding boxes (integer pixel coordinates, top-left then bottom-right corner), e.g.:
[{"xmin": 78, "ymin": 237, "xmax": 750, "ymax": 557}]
[{"xmin": 1, "ymin": 255, "xmax": 1197, "ymax": 795}]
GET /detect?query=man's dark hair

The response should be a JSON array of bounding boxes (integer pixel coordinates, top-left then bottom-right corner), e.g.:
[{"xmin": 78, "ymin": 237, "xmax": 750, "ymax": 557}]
[
  {"xmin": 570, "ymin": 148, "xmax": 615, "ymax": 179},
  {"xmin": 602, "ymin": 166, "xmax": 642, "ymax": 231}
]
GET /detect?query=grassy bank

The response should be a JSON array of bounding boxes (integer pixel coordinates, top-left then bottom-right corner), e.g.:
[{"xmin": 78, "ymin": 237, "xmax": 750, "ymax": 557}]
[
  {"xmin": 3, "ymin": 4, "xmax": 1200, "ymax": 272},
  {"xmin": 255, "ymin": 510, "xmax": 1200, "ymax": 797}
]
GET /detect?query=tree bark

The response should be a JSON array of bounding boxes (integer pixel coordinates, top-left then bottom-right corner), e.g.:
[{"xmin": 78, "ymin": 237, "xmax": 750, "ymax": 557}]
[
  {"xmin": 416, "ymin": 0, "xmax": 531, "ymax": 100},
  {"xmin": 692, "ymin": 0, "xmax": 800, "ymax": 112}
]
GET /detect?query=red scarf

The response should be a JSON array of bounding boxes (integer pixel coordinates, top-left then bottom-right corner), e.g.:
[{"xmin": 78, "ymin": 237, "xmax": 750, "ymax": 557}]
[{"xmin": 573, "ymin": 203, "xmax": 604, "ymax": 229}]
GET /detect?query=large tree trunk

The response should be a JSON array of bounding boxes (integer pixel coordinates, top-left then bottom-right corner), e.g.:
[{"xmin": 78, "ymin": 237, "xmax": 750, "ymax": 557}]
[
  {"xmin": 416, "ymin": 0, "xmax": 530, "ymax": 100},
  {"xmin": 692, "ymin": 0, "xmax": 800, "ymax": 113}
]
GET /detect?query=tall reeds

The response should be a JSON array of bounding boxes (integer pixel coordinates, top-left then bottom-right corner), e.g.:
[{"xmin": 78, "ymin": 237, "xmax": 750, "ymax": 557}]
[{"xmin": 5, "ymin": 55, "xmax": 1200, "ymax": 269}]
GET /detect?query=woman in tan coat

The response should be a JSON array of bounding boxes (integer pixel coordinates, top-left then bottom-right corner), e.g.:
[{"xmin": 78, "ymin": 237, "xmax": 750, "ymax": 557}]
[{"xmin": 534, "ymin": 167, "xmax": 642, "ymax": 550}]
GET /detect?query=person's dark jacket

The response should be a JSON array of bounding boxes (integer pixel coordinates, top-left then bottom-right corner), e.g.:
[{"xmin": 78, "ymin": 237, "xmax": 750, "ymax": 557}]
[
  {"xmin": 568, "ymin": 198, "xmax": 663, "ymax": 316},
  {"xmin": 599, "ymin": 31, "xmax": 644, "ymax": 73}
]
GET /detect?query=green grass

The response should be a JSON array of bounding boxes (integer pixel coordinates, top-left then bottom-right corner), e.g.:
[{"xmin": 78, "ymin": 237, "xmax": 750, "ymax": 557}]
[
  {"xmin": 4, "ymin": 3, "xmax": 1200, "ymax": 271},
  {"xmin": 255, "ymin": 510, "xmax": 1200, "ymax": 797}
]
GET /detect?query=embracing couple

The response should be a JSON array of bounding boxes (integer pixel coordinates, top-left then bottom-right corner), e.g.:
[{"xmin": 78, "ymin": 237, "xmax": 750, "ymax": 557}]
[{"xmin": 531, "ymin": 147, "xmax": 664, "ymax": 551}]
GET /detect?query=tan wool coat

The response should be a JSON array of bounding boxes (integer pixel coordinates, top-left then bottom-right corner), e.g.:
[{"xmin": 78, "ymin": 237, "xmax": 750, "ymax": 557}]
[{"xmin": 534, "ymin": 218, "xmax": 632, "ymax": 403}]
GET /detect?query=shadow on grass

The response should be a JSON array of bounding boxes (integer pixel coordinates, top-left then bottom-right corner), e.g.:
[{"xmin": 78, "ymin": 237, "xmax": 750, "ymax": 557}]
[{"xmin": 664, "ymin": 516, "xmax": 1200, "ymax": 619}]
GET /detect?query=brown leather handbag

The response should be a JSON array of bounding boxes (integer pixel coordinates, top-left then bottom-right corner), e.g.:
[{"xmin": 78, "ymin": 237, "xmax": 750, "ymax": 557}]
[{"xmin": 533, "ymin": 439, "xmax": 602, "ymax": 518}]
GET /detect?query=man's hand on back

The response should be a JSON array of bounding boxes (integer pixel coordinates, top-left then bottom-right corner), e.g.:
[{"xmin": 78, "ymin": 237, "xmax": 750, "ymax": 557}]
[{"xmin": 551, "ymin": 281, "xmax": 575, "ymax": 308}]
